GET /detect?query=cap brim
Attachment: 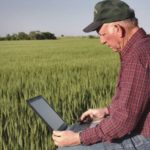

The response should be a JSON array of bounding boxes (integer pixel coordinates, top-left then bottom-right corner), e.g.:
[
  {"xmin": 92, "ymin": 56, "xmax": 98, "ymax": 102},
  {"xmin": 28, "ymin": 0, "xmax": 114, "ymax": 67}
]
[{"xmin": 83, "ymin": 21, "xmax": 102, "ymax": 33}]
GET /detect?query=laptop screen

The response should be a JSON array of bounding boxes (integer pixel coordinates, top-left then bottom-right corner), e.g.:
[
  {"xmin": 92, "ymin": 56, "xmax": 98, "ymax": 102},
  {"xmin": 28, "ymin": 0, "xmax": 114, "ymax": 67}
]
[{"xmin": 28, "ymin": 96, "xmax": 67, "ymax": 131}]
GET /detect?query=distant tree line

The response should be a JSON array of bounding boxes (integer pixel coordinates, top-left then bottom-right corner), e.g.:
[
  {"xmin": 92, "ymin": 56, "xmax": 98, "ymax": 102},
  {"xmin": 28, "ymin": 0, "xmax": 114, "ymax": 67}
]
[{"xmin": 0, "ymin": 31, "xmax": 57, "ymax": 41}]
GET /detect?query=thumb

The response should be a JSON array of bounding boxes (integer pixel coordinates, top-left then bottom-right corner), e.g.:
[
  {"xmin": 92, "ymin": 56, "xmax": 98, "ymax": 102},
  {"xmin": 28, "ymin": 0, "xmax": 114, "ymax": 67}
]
[{"xmin": 53, "ymin": 131, "xmax": 62, "ymax": 136}]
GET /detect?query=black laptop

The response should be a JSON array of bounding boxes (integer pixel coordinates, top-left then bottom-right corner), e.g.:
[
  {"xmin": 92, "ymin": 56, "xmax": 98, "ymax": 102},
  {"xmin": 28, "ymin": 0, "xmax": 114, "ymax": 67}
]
[
  {"xmin": 27, "ymin": 95, "xmax": 68, "ymax": 131},
  {"xmin": 27, "ymin": 95, "xmax": 99, "ymax": 132}
]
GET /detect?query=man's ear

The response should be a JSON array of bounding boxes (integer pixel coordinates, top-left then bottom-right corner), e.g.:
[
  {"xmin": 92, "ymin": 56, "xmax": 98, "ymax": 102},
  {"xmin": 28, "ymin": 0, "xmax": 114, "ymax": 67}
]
[{"xmin": 114, "ymin": 24, "xmax": 125, "ymax": 38}]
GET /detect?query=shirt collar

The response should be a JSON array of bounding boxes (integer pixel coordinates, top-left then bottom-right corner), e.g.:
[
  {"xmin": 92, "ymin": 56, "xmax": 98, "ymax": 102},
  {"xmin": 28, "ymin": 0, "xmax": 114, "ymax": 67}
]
[{"xmin": 120, "ymin": 28, "xmax": 147, "ymax": 59}]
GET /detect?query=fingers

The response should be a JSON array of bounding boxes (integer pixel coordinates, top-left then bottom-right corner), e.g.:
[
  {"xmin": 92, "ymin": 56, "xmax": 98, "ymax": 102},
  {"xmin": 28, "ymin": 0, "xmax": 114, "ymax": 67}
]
[
  {"xmin": 52, "ymin": 131, "xmax": 62, "ymax": 142},
  {"xmin": 52, "ymin": 131, "xmax": 62, "ymax": 146},
  {"xmin": 53, "ymin": 131, "xmax": 62, "ymax": 136},
  {"xmin": 80, "ymin": 108, "xmax": 107, "ymax": 121},
  {"xmin": 52, "ymin": 130, "xmax": 79, "ymax": 147},
  {"xmin": 80, "ymin": 109, "xmax": 93, "ymax": 121},
  {"xmin": 52, "ymin": 136, "xmax": 61, "ymax": 147}
]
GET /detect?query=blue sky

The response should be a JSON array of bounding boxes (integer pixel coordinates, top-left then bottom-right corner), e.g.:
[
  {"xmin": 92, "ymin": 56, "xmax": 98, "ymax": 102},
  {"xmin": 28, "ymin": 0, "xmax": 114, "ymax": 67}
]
[{"xmin": 0, "ymin": 0, "xmax": 150, "ymax": 37}]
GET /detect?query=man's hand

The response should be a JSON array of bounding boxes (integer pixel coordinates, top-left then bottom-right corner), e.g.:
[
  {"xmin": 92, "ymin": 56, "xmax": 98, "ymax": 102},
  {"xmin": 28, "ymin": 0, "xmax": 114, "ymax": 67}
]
[
  {"xmin": 80, "ymin": 107, "xmax": 109, "ymax": 122},
  {"xmin": 52, "ymin": 130, "xmax": 80, "ymax": 147}
]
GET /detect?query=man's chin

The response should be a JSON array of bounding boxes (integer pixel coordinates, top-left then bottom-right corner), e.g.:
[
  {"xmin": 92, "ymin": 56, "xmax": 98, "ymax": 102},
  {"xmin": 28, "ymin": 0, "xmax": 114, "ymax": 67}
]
[{"xmin": 112, "ymin": 48, "xmax": 118, "ymax": 52}]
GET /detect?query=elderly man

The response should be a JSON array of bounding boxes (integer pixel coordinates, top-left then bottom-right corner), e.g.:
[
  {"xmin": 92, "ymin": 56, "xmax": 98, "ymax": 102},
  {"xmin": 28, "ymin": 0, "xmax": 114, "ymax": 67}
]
[{"xmin": 52, "ymin": 0, "xmax": 150, "ymax": 149}]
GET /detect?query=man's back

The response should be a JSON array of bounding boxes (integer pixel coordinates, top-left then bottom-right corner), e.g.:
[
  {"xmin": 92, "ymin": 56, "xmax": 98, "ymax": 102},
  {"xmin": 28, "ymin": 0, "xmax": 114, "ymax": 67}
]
[{"xmin": 115, "ymin": 28, "xmax": 150, "ymax": 138}]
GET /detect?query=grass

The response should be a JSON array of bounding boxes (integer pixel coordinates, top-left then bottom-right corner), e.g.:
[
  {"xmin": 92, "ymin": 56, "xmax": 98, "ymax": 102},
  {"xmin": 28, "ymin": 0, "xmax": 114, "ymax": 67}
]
[{"xmin": 0, "ymin": 38, "xmax": 119, "ymax": 150}]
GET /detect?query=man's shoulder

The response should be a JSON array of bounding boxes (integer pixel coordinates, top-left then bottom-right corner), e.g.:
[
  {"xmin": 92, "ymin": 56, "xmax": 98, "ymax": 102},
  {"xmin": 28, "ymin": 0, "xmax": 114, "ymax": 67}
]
[
  {"xmin": 131, "ymin": 33, "xmax": 150, "ymax": 56},
  {"xmin": 131, "ymin": 36, "xmax": 150, "ymax": 68},
  {"xmin": 134, "ymin": 34, "xmax": 150, "ymax": 50},
  {"xmin": 125, "ymin": 34, "xmax": 150, "ymax": 67}
]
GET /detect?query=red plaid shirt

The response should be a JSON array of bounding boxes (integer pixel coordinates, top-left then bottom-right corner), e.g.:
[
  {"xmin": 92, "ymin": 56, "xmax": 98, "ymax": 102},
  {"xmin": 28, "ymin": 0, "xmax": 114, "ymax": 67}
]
[{"xmin": 80, "ymin": 28, "xmax": 150, "ymax": 145}]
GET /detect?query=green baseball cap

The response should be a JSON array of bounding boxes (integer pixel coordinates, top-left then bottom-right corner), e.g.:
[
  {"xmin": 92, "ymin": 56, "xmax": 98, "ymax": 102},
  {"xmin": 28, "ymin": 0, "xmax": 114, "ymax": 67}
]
[{"xmin": 83, "ymin": 0, "xmax": 135, "ymax": 32}]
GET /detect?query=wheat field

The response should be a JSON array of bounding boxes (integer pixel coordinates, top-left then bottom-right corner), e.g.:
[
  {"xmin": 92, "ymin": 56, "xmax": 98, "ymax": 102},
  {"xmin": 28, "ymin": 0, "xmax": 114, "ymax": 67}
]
[{"xmin": 0, "ymin": 38, "xmax": 119, "ymax": 150}]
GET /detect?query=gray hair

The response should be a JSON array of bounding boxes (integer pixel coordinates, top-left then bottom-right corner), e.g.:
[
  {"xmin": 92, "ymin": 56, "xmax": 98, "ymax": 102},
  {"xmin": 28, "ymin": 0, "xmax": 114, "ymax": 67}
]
[{"xmin": 115, "ymin": 18, "xmax": 139, "ymax": 28}]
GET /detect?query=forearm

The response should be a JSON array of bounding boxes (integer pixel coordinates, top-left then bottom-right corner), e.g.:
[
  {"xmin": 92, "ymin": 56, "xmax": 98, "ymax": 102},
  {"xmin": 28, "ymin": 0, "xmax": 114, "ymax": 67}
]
[{"xmin": 79, "ymin": 106, "xmax": 139, "ymax": 145}]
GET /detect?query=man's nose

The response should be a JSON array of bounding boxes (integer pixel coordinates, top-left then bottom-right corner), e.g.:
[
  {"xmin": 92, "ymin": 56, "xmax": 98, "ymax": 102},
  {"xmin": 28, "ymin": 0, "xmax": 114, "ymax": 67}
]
[{"xmin": 100, "ymin": 37, "xmax": 106, "ymax": 45}]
